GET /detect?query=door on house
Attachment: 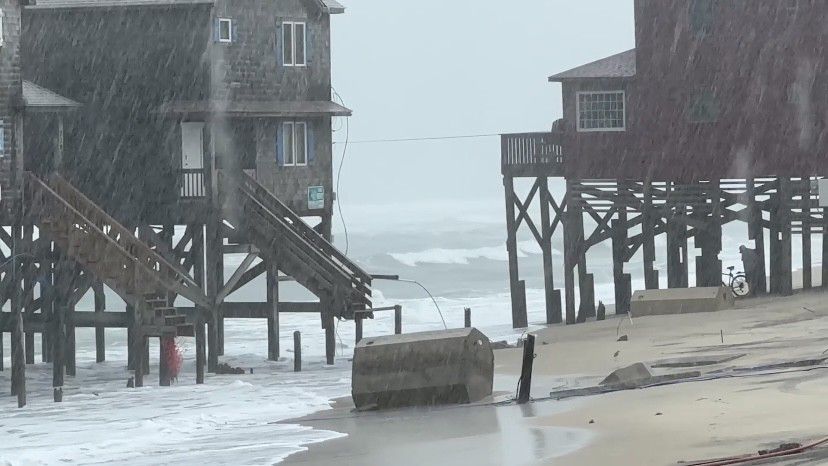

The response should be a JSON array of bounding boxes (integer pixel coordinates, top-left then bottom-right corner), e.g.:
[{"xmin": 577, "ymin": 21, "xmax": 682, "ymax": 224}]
[{"xmin": 180, "ymin": 122, "xmax": 205, "ymax": 198}]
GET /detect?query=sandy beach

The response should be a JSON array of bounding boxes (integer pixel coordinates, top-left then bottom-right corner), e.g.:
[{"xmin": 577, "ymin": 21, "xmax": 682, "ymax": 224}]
[{"xmin": 284, "ymin": 283, "xmax": 828, "ymax": 466}]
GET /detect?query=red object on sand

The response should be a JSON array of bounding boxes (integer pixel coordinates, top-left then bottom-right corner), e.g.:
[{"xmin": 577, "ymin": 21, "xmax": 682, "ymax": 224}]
[{"xmin": 162, "ymin": 338, "xmax": 184, "ymax": 381}]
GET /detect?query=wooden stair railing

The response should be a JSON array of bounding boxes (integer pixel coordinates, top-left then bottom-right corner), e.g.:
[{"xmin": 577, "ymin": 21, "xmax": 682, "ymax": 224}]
[
  {"xmin": 42, "ymin": 174, "xmax": 209, "ymax": 308},
  {"xmin": 24, "ymin": 173, "xmax": 210, "ymax": 309},
  {"xmin": 218, "ymin": 171, "xmax": 372, "ymax": 314}
]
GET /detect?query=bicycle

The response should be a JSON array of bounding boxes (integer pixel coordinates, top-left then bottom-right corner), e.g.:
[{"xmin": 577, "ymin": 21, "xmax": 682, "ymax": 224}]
[{"xmin": 723, "ymin": 266, "xmax": 750, "ymax": 298}]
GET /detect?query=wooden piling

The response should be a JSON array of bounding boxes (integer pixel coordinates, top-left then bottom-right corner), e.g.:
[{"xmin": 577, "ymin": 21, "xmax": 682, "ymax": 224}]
[
  {"xmin": 195, "ymin": 315, "xmax": 206, "ymax": 385},
  {"xmin": 504, "ymin": 175, "xmax": 528, "ymax": 328},
  {"xmin": 394, "ymin": 305, "xmax": 402, "ymax": 335},
  {"xmin": 266, "ymin": 264, "xmax": 280, "ymax": 361},
  {"xmin": 563, "ymin": 181, "xmax": 578, "ymax": 324},
  {"xmin": 52, "ymin": 257, "xmax": 69, "ymax": 403},
  {"xmin": 192, "ymin": 223, "xmax": 206, "ymax": 384},
  {"xmin": 611, "ymin": 218, "xmax": 631, "ymax": 315},
  {"xmin": 293, "ymin": 331, "xmax": 301, "ymax": 372},
  {"xmin": 355, "ymin": 314, "xmax": 363, "ymax": 344},
  {"xmin": 127, "ymin": 304, "xmax": 136, "ymax": 370},
  {"xmin": 539, "ymin": 176, "xmax": 562, "ymax": 324},
  {"xmin": 94, "ymin": 281, "xmax": 106, "ymax": 362},
  {"xmin": 10, "ymin": 225, "xmax": 25, "ymax": 403},
  {"xmin": 323, "ymin": 310, "xmax": 335, "ymax": 366},
  {"xmin": 747, "ymin": 179, "xmax": 768, "ymax": 294},
  {"xmin": 205, "ymin": 219, "xmax": 221, "ymax": 373},
  {"xmin": 574, "ymin": 200, "xmax": 594, "ymax": 320},
  {"xmin": 41, "ymin": 257, "xmax": 53, "ymax": 364},
  {"xmin": 132, "ymin": 324, "xmax": 145, "ymax": 388},
  {"xmin": 159, "ymin": 336, "xmax": 172, "ymax": 387},
  {"xmin": 642, "ymin": 182, "xmax": 659, "ymax": 290},
  {"xmin": 779, "ymin": 177, "xmax": 793, "ymax": 295},
  {"xmin": 801, "ymin": 179, "xmax": 813, "ymax": 289},
  {"xmin": 666, "ymin": 201, "xmax": 689, "ymax": 288},
  {"xmin": 0, "ymin": 332, "xmax": 4, "ymax": 371},
  {"xmin": 66, "ymin": 310, "xmax": 76, "ymax": 377},
  {"xmin": 517, "ymin": 333, "xmax": 535, "ymax": 404}
]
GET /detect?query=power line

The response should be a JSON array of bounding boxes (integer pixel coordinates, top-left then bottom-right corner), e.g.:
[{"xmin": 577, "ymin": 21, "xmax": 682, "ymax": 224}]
[
  {"xmin": 332, "ymin": 132, "xmax": 502, "ymax": 145},
  {"xmin": 332, "ymin": 87, "xmax": 351, "ymax": 255}
]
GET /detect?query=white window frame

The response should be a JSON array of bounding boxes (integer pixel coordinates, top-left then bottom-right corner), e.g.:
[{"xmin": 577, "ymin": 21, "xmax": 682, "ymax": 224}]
[
  {"xmin": 282, "ymin": 121, "xmax": 308, "ymax": 167},
  {"xmin": 282, "ymin": 21, "xmax": 307, "ymax": 67},
  {"xmin": 218, "ymin": 18, "xmax": 232, "ymax": 43},
  {"xmin": 576, "ymin": 90, "xmax": 626, "ymax": 133}
]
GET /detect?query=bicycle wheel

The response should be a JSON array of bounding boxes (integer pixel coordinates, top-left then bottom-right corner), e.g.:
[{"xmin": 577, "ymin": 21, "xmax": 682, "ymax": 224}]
[{"xmin": 730, "ymin": 274, "xmax": 750, "ymax": 297}]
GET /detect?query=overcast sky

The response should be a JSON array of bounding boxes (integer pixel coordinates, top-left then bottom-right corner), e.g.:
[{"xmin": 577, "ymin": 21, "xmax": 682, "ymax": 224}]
[{"xmin": 330, "ymin": 0, "xmax": 635, "ymax": 220}]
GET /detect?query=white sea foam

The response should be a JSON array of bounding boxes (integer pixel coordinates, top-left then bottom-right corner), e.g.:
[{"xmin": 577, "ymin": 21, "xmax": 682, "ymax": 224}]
[{"xmin": 389, "ymin": 240, "xmax": 556, "ymax": 267}]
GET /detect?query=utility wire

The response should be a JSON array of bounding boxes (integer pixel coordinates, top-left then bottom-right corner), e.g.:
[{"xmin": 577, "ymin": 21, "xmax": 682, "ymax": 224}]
[
  {"xmin": 372, "ymin": 276, "xmax": 447, "ymax": 330},
  {"xmin": 333, "ymin": 133, "xmax": 502, "ymax": 145},
  {"xmin": 331, "ymin": 87, "xmax": 350, "ymax": 255}
]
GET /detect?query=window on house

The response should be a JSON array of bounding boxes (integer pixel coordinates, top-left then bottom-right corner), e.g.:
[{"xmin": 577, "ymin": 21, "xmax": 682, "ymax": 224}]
[
  {"xmin": 283, "ymin": 22, "xmax": 306, "ymax": 67},
  {"xmin": 577, "ymin": 91, "xmax": 626, "ymax": 132},
  {"xmin": 282, "ymin": 122, "xmax": 308, "ymax": 166},
  {"xmin": 688, "ymin": 90, "xmax": 719, "ymax": 123},
  {"xmin": 690, "ymin": 0, "xmax": 714, "ymax": 36},
  {"xmin": 218, "ymin": 18, "xmax": 232, "ymax": 43}
]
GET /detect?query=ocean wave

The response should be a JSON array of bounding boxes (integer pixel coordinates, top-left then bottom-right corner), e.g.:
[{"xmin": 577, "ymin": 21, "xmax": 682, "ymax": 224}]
[{"xmin": 388, "ymin": 240, "xmax": 557, "ymax": 267}]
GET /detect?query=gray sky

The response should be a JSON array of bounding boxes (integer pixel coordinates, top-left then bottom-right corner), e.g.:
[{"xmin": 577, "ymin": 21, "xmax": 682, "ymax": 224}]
[{"xmin": 330, "ymin": 0, "xmax": 635, "ymax": 219}]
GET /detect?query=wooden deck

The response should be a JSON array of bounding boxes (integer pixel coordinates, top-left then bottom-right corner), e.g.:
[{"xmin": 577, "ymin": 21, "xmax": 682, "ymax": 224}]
[{"xmin": 501, "ymin": 131, "xmax": 564, "ymax": 177}]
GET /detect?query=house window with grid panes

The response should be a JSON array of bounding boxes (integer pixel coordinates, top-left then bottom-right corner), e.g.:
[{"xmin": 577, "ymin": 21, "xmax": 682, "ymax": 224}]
[
  {"xmin": 282, "ymin": 22, "xmax": 306, "ymax": 67},
  {"xmin": 282, "ymin": 121, "xmax": 307, "ymax": 166},
  {"xmin": 576, "ymin": 91, "xmax": 626, "ymax": 132}
]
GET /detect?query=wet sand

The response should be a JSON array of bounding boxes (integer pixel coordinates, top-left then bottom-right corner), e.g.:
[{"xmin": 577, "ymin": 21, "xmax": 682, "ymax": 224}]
[{"xmin": 284, "ymin": 282, "xmax": 828, "ymax": 465}]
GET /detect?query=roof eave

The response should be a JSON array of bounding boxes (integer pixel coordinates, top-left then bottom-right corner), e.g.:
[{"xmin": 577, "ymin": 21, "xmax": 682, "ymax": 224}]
[{"xmin": 548, "ymin": 74, "xmax": 636, "ymax": 83}]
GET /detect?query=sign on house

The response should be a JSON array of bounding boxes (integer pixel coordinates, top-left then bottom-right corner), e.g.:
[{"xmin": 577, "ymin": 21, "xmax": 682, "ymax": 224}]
[{"xmin": 308, "ymin": 186, "xmax": 324, "ymax": 210}]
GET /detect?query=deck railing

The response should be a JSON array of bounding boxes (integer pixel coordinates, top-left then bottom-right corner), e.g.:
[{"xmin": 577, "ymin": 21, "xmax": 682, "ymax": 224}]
[
  {"xmin": 179, "ymin": 169, "xmax": 206, "ymax": 199},
  {"xmin": 501, "ymin": 131, "xmax": 564, "ymax": 176}
]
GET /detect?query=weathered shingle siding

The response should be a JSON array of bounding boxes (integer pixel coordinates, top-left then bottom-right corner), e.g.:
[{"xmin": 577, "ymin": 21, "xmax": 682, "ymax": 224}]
[
  {"xmin": 0, "ymin": 0, "xmax": 22, "ymax": 195},
  {"xmin": 23, "ymin": 6, "xmax": 212, "ymax": 219},
  {"xmin": 255, "ymin": 117, "xmax": 333, "ymax": 215},
  {"xmin": 564, "ymin": 0, "xmax": 828, "ymax": 181},
  {"xmin": 210, "ymin": 0, "xmax": 332, "ymax": 102},
  {"xmin": 210, "ymin": 0, "xmax": 335, "ymax": 216}
]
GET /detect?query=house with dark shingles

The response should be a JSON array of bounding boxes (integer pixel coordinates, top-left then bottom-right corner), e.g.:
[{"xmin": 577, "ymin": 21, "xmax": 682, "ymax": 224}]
[
  {"xmin": 23, "ymin": 0, "xmax": 349, "ymax": 223},
  {"xmin": 500, "ymin": 0, "xmax": 828, "ymax": 331},
  {"xmin": 0, "ymin": 0, "xmax": 372, "ymax": 406}
]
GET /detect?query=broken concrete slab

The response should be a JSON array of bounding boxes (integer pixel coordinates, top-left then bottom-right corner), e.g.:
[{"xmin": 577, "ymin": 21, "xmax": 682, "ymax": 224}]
[
  {"xmin": 651, "ymin": 354, "xmax": 747, "ymax": 369},
  {"xmin": 631, "ymin": 286, "xmax": 735, "ymax": 317},
  {"xmin": 551, "ymin": 370, "xmax": 702, "ymax": 400},
  {"xmin": 600, "ymin": 363, "xmax": 652, "ymax": 386},
  {"xmin": 351, "ymin": 328, "xmax": 494, "ymax": 410}
]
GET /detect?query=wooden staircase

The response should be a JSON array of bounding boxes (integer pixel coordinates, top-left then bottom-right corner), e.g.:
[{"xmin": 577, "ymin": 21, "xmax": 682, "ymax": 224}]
[
  {"xmin": 219, "ymin": 171, "xmax": 372, "ymax": 318},
  {"xmin": 24, "ymin": 173, "xmax": 207, "ymax": 339}
]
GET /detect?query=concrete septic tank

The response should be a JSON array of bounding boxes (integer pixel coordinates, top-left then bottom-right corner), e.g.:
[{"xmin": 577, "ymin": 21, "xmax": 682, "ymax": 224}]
[
  {"xmin": 631, "ymin": 286, "xmax": 735, "ymax": 317},
  {"xmin": 351, "ymin": 328, "xmax": 494, "ymax": 410}
]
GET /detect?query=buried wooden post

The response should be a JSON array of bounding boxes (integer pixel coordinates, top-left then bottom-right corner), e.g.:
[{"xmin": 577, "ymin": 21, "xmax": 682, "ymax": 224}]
[
  {"xmin": 464, "ymin": 307, "xmax": 472, "ymax": 328},
  {"xmin": 293, "ymin": 331, "xmax": 302, "ymax": 372},
  {"xmin": 517, "ymin": 333, "xmax": 536, "ymax": 404},
  {"xmin": 355, "ymin": 314, "xmax": 363, "ymax": 345},
  {"xmin": 394, "ymin": 305, "xmax": 402, "ymax": 335}
]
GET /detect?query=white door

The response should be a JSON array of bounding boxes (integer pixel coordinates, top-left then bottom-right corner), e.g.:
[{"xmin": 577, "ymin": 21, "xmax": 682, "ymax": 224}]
[{"xmin": 181, "ymin": 122, "xmax": 204, "ymax": 169}]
